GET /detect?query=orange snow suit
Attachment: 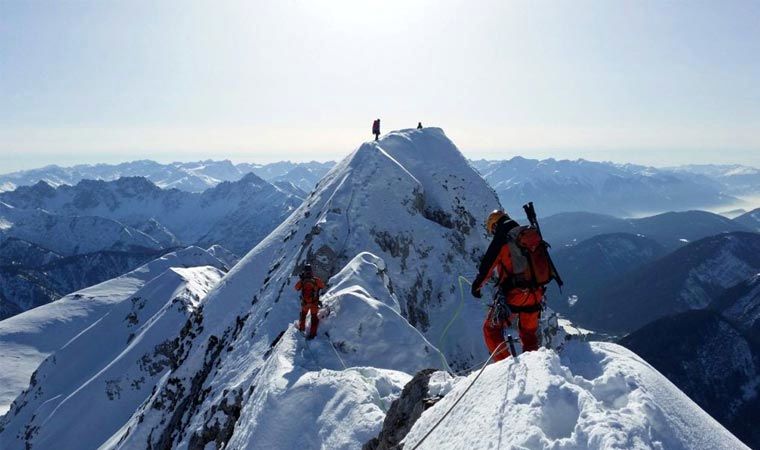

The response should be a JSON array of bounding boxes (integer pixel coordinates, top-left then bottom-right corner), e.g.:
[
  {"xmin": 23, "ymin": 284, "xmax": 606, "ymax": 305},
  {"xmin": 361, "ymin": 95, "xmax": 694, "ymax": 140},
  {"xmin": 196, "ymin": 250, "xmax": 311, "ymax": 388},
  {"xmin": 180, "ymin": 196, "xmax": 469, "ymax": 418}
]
[
  {"xmin": 473, "ymin": 218, "xmax": 543, "ymax": 361},
  {"xmin": 295, "ymin": 276, "xmax": 325, "ymax": 338}
]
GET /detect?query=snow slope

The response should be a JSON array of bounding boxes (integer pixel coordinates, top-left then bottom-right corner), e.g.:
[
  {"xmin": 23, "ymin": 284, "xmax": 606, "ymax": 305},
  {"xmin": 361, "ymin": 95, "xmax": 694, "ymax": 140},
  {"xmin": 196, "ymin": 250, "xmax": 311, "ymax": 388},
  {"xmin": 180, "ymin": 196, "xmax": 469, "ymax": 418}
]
[
  {"xmin": 0, "ymin": 201, "xmax": 163, "ymax": 255},
  {"xmin": 1, "ymin": 251, "xmax": 446, "ymax": 450},
  {"xmin": 402, "ymin": 342, "xmax": 747, "ymax": 450},
  {"xmin": 0, "ymin": 248, "xmax": 168, "ymax": 319},
  {"xmin": 0, "ymin": 266, "xmax": 224, "ymax": 450},
  {"xmin": 211, "ymin": 253, "xmax": 446, "ymax": 450},
  {"xmin": 206, "ymin": 244, "xmax": 240, "ymax": 269},
  {"xmin": 621, "ymin": 310, "xmax": 760, "ymax": 448},
  {"xmin": 0, "ymin": 246, "xmax": 226, "ymax": 415}
]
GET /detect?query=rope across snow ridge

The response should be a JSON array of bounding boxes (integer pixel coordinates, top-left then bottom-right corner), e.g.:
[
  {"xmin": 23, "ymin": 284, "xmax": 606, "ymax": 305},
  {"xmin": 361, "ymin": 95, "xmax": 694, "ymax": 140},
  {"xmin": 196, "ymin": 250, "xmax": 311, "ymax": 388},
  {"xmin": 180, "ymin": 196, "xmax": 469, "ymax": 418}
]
[{"xmin": 407, "ymin": 342, "xmax": 510, "ymax": 450}]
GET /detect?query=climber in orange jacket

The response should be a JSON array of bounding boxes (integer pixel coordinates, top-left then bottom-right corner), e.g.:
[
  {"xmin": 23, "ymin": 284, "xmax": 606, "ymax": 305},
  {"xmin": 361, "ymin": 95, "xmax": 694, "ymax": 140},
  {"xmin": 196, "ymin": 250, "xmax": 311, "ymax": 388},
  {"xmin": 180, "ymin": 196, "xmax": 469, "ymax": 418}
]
[
  {"xmin": 295, "ymin": 264, "xmax": 326, "ymax": 339},
  {"xmin": 471, "ymin": 211, "xmax": 544, "ymax": 361}
]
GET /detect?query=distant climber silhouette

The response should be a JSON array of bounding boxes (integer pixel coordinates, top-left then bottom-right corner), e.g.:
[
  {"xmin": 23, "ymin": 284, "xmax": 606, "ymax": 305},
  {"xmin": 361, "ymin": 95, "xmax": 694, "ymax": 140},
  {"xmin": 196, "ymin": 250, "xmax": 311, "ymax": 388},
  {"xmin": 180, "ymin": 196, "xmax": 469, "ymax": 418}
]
[{"xmin": 372, "ymin": 119, "xmax": 381, "ymax": 141}]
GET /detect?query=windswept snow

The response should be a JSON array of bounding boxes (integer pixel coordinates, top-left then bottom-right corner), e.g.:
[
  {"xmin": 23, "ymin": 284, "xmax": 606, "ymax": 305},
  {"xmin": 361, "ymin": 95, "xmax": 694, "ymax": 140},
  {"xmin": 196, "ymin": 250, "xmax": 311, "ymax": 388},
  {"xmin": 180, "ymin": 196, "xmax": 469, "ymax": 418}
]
[
  {"xmin": 317, "ymin": 253, "xmax": 449, "ymax": 373},
  {"xmin": 0, "ymin": 266, "xmax": 224, "ymax": 450},
  {"xmin": 403, "ymin": 342, "xmax": 748, "ymax": 450},
  {"xmin": 0, "ymin": 246, "xmax": 225, "ymax": 415},
  {"xmin": 103, "ymin": 251, "xmax": 451, "ymax": 450},
  {"xmin": 206, "ymin": 244, "xmax": 240, "ymax": 269},
  {"xmin": 221, "ymin": 328, "xmax": 413, "ymax": 450}
]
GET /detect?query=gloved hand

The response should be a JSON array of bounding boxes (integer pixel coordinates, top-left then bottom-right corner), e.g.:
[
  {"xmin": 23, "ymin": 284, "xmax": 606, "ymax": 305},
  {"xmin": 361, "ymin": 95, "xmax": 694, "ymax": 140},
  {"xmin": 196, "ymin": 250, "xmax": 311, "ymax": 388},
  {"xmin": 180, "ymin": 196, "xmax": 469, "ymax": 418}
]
[{"xmin": 471, "ymin": 284, "xmax": 482, "ymax": 299}]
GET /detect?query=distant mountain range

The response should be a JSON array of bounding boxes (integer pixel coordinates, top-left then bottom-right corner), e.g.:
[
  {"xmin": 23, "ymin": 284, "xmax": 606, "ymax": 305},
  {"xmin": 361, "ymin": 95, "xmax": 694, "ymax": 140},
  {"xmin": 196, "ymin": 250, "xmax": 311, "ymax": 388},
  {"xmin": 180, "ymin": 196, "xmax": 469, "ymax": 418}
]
[
  {"xmin": 546, "ymin": 233, "xmax": 667, "ymax": 317},
  {"xmin": 714, "ymin": 274, "xmax": 760, "ymax": 344},
  {"xmin": 0, "ymin": 174, "xmax": 291, "ymax": 319},
  {"xmin": 0, "ymin": 159, "xmax": 334, "ymax": 194},
  {"xmin": 560, "ymin": 232, "xmax": 760, "ymax": 334},
  {"xmin": 619, "ymin": 262, "xmax": 760, "ymax": 448},
  {"xmin": 471, "ymin": 158, "xmax": 759, "ymax": 217},
  {"xmin": 0, "ymin": 173, "xmax": 301, "ymax": 255},
  {"xmin": 541, "ymin": 210, "xmax": 751, "ymax": 250},
  {"xmin": 668, "ymin": 164, "xmax": 760, "ymax": 196},
  {"xmin": 3, "ymin": 158, "xmax": 759, "ymax": 218}
]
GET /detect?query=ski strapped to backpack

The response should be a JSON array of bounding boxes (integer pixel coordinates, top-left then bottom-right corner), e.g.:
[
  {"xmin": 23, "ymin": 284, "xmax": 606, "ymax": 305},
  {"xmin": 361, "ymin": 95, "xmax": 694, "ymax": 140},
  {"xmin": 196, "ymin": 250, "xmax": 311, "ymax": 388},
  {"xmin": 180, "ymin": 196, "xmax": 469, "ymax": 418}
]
[{"xmin": 501, "ymin": 202, "xmax": 563, "ymax": 291}]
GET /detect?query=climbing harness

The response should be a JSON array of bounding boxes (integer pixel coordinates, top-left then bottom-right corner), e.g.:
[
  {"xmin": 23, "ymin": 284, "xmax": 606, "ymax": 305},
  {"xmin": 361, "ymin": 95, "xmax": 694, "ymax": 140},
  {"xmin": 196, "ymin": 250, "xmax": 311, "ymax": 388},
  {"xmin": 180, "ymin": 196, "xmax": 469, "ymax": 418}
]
[{"xmin": 489, "ymin": 290, "xmax": 511, "ymax": 328}]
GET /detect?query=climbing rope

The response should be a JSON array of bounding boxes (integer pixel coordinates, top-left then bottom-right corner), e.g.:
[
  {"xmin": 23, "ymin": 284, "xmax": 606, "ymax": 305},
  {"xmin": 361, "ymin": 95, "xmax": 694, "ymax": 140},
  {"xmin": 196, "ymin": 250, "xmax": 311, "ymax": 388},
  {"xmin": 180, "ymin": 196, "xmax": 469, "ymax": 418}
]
[
  {"xmin": 325, "ymin": 333, "xmax": 348, "ymax": 370},
  {"xmin": 408, "ymin": 341, "xmax": 509, "ymax": 450},
  {"xmin": 436, "ymin": 275, "xmax": 490, "ymax": 371},
  {"xmin": 323, "ymin": 331, "xmax": 390, "ymax": 412}
]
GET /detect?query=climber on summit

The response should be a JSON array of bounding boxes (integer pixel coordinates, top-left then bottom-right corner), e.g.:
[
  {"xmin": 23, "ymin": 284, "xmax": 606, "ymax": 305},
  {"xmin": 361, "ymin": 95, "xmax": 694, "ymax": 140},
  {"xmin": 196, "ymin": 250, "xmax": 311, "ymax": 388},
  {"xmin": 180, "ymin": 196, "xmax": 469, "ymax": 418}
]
[
  {"xmin": 417, "ymin": 122, "xmax": 423, "ymax": 129},
  {"xmin": 295, "ymin": 264, "xmax": 326, "ymax": 340},
  {"xmin": 372, "ymin": 118, "xmax": 381, "ymax": 141},
  {"xmin": 471, "ymin": 209, "xmax": 559, "ymax": 360}
]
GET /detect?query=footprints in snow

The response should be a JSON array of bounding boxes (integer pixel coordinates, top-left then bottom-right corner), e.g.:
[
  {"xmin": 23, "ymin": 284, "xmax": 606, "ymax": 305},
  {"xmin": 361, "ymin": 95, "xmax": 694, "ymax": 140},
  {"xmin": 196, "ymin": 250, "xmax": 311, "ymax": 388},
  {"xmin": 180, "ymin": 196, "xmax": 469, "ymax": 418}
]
[{"xmin": 499, "ymin": 344, "xmax": 636, "ymax": 443}]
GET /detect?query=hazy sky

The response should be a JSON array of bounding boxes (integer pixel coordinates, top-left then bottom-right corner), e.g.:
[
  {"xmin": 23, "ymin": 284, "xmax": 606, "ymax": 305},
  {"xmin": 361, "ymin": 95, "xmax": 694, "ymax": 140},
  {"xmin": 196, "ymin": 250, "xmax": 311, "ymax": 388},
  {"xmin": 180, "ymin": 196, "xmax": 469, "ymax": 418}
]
[{"xmin": 1, "ymin": 0, "xmax": 759, "ymax": 172}]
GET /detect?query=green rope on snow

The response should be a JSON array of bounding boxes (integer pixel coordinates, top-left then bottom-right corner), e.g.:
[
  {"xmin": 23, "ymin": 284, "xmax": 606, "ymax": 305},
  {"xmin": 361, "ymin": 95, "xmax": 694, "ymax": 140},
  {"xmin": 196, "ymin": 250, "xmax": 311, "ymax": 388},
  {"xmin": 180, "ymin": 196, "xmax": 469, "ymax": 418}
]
[{"xmin": 436, "ymin": 275, "xmax": 490, "ymax": 373}]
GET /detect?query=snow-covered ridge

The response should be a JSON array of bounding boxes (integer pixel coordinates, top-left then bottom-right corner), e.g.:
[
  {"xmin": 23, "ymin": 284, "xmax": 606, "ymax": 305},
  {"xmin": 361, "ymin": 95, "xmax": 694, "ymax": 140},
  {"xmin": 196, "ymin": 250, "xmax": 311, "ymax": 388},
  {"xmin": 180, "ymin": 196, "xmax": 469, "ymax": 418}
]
[
  {"xmin": 71, "ymin": 127, "xmax": 501, "ymax": 449},
  {"xmin": 0, "ymin": 266, "xmax": 225, "ymax": 450},
  {"xmin": 401, "ymin": 342, "xmax": 747, "ymax": 449},
  {"xmin": 0, "ymin": 246, "xmax": 226, "ymax": 416}
]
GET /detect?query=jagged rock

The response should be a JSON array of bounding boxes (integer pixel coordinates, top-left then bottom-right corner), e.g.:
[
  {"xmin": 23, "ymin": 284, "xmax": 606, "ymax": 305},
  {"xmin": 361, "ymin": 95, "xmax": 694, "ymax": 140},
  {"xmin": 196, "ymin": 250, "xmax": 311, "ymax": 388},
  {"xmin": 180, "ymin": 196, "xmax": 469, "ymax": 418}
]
[{"xmin": 363, "ymin": 369, "xmax": 439, "ymax": 450}]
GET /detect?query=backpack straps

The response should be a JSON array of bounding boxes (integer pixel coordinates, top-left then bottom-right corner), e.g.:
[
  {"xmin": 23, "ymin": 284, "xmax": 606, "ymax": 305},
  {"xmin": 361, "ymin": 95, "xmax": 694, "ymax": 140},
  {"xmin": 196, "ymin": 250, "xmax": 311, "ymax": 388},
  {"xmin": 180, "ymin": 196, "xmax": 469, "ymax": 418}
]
[{"xmin": 299, "ymin": 277, "xmax": 321, "ymax": 303}]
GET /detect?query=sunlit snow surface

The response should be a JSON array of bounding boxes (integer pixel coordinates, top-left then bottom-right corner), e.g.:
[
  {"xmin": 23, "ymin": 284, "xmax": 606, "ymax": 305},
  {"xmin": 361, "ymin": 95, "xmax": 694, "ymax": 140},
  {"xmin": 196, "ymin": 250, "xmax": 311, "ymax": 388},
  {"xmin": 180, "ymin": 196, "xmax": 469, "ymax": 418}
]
[
  {"xmin": 0, "ymin": 247, "xmax": 225, "ymax": 415},
  {"xmin": 404, "ymin": 342, "xmax": 748, "ymax": 450}
]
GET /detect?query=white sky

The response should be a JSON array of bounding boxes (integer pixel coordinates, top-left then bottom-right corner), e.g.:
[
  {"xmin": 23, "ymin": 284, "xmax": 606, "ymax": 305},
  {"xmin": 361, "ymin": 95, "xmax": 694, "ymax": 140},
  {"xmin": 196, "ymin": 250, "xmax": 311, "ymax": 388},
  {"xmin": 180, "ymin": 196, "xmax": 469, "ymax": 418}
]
[{"xmin": 1, "ymin": 0, "xmax": 759, "ymax": 171}]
